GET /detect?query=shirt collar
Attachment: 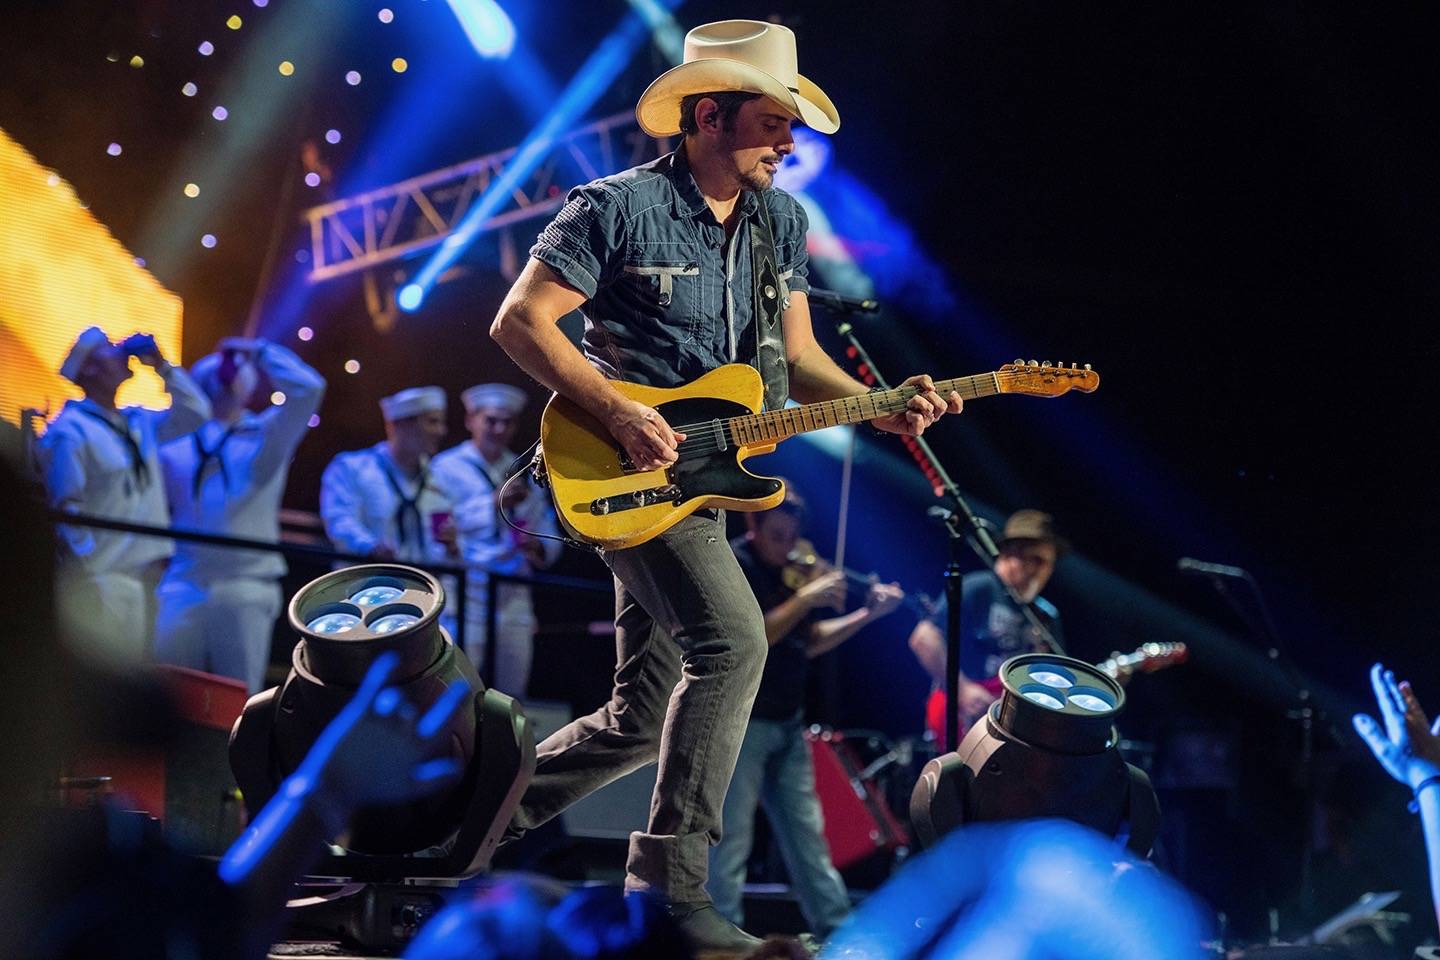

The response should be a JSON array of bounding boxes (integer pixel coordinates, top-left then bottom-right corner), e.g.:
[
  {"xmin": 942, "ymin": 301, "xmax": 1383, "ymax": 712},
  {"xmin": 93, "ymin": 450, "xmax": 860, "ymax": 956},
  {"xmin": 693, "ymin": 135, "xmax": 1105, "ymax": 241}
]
[{"xmin": 668, "ymin": 145, "xmax": 761, "ymax": 221}]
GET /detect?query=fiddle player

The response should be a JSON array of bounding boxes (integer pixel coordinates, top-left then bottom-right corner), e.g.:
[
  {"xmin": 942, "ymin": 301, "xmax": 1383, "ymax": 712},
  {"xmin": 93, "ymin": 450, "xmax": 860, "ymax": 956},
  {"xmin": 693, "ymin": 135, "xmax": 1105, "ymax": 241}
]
[{"xmin": 707, "ymin": 487, "xmax": 904, "ymax": 940}]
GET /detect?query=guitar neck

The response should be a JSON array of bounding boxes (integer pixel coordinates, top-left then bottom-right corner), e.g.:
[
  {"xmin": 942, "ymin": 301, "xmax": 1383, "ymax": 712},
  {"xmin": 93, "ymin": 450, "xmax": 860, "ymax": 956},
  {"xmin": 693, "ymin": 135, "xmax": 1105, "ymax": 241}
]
[{"xmin": 727, "ymin": 372, "xmax": 1001, "ymax": 446}]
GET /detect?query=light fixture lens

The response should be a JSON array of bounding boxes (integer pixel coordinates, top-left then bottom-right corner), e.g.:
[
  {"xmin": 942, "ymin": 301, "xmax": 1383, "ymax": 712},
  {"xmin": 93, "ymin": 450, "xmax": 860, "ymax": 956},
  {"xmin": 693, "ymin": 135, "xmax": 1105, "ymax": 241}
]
[
  {"xmin": 371, "ymin": 613, "xmax": 421, "ymax": 634},
  {"xmin": 308, "ymin": 612, "xmax": 362, "ymax": 634},
  {"xmin": 1021, "ymin": 688, "xmax": 1066, "ymax": 711},
  {"xmin": 1069, "ymin": 691, "xmax": 1114, "ymax": 713},
  {"xmin": 1030, "ymin": 669, "xmax": 1074, "ymax": 689},
  {"xmin": 350, "ymin": 585, "xmax": 403, "ymax": 607}
]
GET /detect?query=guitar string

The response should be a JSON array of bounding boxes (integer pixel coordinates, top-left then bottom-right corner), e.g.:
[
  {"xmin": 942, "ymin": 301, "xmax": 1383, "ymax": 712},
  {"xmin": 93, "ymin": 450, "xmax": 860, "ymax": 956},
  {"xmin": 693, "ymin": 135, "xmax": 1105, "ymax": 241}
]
[
  {"xmin": 663, "ymin": 373, "xmax": 1008, "ymax": 441},
  {"xmin": 646, "ymin": 371, "xmax": 1085, "ymax": 460}
]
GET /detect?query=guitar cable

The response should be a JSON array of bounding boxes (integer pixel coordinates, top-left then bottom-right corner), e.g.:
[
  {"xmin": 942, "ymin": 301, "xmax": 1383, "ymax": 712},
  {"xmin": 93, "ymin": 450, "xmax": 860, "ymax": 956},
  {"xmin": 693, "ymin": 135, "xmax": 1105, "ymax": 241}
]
[{"xmin": 495, "ymin": 438, "xmax": 597, "ymax": 554}]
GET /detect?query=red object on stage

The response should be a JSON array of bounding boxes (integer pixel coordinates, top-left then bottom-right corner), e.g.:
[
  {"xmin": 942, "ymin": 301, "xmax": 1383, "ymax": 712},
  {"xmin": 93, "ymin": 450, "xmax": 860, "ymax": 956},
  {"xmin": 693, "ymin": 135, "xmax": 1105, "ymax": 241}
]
[
  {"xmin": 806, "ymin": 727, "xmax": 909, "ymax": 870},
  {"xmin": 68, "ymin": 666, "xmax": 248, "ymax": 851}
]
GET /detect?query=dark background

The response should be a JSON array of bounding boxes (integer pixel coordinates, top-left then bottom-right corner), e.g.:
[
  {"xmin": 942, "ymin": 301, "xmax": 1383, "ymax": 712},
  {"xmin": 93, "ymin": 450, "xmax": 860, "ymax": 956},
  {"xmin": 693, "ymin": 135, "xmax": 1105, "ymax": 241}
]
[{"xmin": 4, "ymin": 0, "xmax": 1436, "ymax": 940}]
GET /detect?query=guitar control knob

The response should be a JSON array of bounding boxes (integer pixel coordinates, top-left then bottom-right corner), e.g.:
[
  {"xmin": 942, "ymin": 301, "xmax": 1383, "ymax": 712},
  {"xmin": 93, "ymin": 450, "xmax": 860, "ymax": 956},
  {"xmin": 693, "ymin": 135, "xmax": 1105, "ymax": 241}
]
[
  {"xmin": 632, "ymin": 491, "xmax": 647, "ymax": 504},
  {"xmin": 591, "ymin": 499, "xmax": 611, "ymax": 515}
]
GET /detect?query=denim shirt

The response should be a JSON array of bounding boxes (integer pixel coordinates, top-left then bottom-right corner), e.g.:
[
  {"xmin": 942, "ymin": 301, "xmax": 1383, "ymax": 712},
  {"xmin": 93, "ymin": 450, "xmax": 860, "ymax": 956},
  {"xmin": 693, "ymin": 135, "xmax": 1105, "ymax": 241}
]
[{"xmin": 529, "ymin": 147, "xmax": 811, "ymax": 389}]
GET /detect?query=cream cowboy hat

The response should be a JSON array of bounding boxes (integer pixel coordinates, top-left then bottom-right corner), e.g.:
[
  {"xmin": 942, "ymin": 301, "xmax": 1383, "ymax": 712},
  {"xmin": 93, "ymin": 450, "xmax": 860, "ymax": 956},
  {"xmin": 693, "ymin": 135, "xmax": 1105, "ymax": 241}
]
[{"xmin": 635, "ymin": 20, "xmax": 840, "ymax": 139}]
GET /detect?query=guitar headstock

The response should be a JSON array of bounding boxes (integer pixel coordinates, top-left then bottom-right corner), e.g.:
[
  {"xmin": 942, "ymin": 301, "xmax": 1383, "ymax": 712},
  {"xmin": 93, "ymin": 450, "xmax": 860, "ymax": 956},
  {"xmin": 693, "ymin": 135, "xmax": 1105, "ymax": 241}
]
[
  {"xmin": 1132, "ymin": 641, "xmax": 1188, "ymax": 673},
  {"xmin": 997, "ymin": 360, "xmax": 1100, "ymax": 397}
]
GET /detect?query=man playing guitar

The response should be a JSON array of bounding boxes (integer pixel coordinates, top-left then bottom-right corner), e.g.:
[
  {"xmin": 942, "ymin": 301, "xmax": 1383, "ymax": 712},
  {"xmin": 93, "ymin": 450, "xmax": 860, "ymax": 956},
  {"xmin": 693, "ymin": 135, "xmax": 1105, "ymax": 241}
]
[
  {"xmin": 488, "ymin": 18, "xmax": 963, "ymax": 952},
  {"xmin": 908, "ymin": 510, "xmax": 1065, "ymax": 751}
]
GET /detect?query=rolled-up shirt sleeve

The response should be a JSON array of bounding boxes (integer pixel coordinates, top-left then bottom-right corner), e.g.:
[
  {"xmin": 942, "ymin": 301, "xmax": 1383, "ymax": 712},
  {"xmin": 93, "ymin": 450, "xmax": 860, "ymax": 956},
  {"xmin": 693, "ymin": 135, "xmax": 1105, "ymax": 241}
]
[
  {"xmin": 529, "ymin": 184, "xmax": 626, "ymax": 299},
  {"xmin": 769, "ymin": 192, "xmax": 811, "ymax": 296}
]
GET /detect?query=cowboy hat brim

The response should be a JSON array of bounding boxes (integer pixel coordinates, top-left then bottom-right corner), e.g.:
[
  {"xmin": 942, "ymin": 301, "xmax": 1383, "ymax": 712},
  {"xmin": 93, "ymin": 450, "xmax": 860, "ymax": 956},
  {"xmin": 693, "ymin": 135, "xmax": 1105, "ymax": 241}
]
[{"xmin": 636, "ymin": 58, "xmax": 840, "ymax": 138}]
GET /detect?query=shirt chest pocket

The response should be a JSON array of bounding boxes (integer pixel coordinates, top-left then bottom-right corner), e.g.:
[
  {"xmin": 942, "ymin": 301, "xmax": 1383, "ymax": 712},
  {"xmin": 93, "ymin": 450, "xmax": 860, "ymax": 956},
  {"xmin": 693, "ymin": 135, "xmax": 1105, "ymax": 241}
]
[{"xmin": 622, "ymin": 261, "xmax": 699, "ymax": 308}]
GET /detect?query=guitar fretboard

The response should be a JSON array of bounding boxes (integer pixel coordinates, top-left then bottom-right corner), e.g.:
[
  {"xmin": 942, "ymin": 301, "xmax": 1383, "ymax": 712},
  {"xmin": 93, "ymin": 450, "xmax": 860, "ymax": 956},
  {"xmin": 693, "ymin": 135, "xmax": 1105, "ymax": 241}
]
[{"xmin": 726, "ymin": 372, "xmax": 1002, "ymax": 446}]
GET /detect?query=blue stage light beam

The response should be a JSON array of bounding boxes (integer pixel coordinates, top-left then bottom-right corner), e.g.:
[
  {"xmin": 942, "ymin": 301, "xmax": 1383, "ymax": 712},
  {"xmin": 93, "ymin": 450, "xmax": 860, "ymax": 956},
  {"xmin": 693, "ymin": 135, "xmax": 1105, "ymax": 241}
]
[
  {"xmin": 446, "ymin": 0, "xmax": 515, "ymax": 59},
  {"xmin": 401, "ymin": 0, "xmax": 687, "ymax": 312},
  {"xmin": 626, "ymin": 0, "xmax": 686, "ymax": 63}
]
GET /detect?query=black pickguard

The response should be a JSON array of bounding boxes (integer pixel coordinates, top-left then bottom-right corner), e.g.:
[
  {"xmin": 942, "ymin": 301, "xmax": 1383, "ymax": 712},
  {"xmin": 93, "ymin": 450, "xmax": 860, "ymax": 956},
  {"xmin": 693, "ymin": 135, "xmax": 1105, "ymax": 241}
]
[{"xmin": 654, "ymin": 395, "xmax": 781, "ymax": 504}]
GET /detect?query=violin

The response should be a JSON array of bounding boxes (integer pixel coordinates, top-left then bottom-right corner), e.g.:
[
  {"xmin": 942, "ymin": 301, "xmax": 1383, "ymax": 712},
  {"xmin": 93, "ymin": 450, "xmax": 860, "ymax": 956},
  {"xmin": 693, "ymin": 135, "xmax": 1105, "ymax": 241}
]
[{"xmin": 782, "ymin": 539, "xmax": 934, "ymax": 617}]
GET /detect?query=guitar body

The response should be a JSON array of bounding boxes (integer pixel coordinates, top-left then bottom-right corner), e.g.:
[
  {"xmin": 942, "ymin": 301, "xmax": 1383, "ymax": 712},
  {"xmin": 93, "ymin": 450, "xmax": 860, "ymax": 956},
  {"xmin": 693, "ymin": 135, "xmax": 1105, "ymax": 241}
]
[{"xmin": 540, "ymin": 364, "xmax": 785, "ymax": 550}]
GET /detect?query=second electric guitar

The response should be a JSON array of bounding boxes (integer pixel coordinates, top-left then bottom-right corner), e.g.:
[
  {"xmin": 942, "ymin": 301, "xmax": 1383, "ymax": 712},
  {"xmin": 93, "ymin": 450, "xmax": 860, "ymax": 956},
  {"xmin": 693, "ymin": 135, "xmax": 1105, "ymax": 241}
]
[{"xmin": 539, "ymin": 360, "xmax": 1099, "ymax": 550}]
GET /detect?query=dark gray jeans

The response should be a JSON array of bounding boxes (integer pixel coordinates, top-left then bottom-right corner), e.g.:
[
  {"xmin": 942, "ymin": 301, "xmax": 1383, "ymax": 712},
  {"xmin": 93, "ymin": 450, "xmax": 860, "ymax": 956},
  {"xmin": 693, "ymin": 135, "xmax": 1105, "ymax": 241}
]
[{"xmin": 509, "ymin": 510, "xmax": 767, "ymax": 902}]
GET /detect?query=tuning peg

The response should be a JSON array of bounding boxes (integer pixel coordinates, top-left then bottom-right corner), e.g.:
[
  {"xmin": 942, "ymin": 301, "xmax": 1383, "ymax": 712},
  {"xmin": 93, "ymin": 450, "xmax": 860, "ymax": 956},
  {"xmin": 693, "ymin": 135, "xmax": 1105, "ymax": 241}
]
[
  {"xmin": 1013, "ymin": 358, "xmax": 1024, "ymax": 365},
  {"xmin": 1083, "ymin": 363, "xmax": 1092, "ymax": 371},
  {"xmin": 1041, "ymin": 361, "xmax": 1052, "ymax": 367},
  {"xmin": 1028, "ymin": 359, "xmax": 1039, "ymax": 367},
  {"xmin": 1070, "ymin": 362, "xmax": 1077, "ymax": 369}
]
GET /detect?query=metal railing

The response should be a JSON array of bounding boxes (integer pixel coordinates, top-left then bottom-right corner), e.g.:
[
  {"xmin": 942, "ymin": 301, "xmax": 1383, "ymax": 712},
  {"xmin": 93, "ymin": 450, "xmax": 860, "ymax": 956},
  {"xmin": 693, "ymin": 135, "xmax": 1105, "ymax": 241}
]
[{"xmin": 47, "ymin": 511, "xmax": 612, "ymax": 680}]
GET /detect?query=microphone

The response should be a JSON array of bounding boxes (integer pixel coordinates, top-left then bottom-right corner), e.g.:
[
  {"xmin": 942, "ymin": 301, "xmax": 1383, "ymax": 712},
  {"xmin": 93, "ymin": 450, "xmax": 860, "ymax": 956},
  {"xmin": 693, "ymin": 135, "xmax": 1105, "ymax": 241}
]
[
  {"xmin": 1177, "ymin": 557, "xmax": 1249, "ymax": 579},
  {"xmin": 806, "ymin": 287, "xmax": 880, "ymax": 314}
]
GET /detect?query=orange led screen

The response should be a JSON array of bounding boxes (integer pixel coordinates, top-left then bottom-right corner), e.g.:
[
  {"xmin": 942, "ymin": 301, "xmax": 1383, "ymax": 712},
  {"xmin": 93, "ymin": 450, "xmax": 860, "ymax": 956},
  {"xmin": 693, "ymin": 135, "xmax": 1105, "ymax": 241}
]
[{"xmin": 0, "ymin": 126, "xmax": 184, "ymax": 434}]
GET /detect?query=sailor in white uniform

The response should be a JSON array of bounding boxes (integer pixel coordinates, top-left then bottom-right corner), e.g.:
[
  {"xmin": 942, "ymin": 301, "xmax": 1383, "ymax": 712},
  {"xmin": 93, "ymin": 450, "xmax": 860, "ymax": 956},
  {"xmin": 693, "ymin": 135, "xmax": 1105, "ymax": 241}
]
[
  {"xmin": 319, "ymin": 386, "xmax": 461, "ymax": 637},
  {"xmin": 39, "ymin": 327, "xmax": 211, "ymax": 664},
  {"xmin": 431, "ymin": 383, "xmax": 560, "ymax": 695},
  {"xmin": 155, "ymin": 338, "xmax": 326, "ymax": 692}
]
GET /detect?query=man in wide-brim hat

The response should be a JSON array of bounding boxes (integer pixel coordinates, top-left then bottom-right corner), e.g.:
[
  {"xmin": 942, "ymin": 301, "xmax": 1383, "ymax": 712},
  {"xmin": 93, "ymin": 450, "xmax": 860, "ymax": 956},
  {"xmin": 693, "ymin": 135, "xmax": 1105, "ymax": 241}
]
[{"xmin": 489, "ymin": 19, "xmax": 963, "ymax": 951}]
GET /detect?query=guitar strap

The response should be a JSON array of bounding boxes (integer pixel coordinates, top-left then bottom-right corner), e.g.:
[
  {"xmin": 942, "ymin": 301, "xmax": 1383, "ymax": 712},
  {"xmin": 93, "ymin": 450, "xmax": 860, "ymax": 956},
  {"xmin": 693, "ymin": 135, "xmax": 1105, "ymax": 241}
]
[{"xmin": 750, "ymin": 194, "xmax": 789, "ymax": 412}]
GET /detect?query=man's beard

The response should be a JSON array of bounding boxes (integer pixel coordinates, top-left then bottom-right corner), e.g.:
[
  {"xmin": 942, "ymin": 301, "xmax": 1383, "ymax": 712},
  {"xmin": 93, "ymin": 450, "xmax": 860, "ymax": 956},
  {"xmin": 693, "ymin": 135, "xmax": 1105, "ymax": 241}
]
[{"xmin": 736, "ymin": 161, "xmax": 773, "ymax": 192}]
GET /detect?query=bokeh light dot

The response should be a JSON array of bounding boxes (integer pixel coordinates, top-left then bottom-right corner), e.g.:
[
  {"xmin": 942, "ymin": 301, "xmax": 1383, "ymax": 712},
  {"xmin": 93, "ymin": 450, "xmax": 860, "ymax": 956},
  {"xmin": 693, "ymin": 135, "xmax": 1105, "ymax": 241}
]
[
  {"xmin": 345, "ymin": 70, "xmax": 361, "ymax": 86},
  {"xmin": 391, "ymin": 57, "xmax": 408, "ymax": 73},
  {"xmin": 129, "ymin": 55, "xmax": 145, "ymax": 68},
  {"xmin": 303, "ymin": 171, "xmax": 321, "ymax": 187},
  {"xmin": 378, "ymin": 8, "xmax": 394, "ymax": 23},
  {"xmin": 201, "ymin": 234, "xmax": 218, "ymax": 249},
  {"xmin": 307, "ymin": 414, "xmax": 321, "ymax": 428},
  {"xmin": 46, "ymin": 172, "xmax": 60, "ymax": 187},
  {"xmin": 106, "ymin": 142, "xmax": 122, "ymax": 157},
  {"xmin": 297, "ymin": 326, "xmax": 314, "ymax": 342},
  {"xmin": 184, "ymin": 182, "xmax": 200, "ymax": 198},
  {"xmin": 343, "ymin": 359, "xmax": 361, "ymax": 374},
  {"xmin": 325, "ymin": 128, "xmax": 342, "ymax": 144},
  {"xmin": 226, "ymin": 14, "xmax": 243, "ymax": 30},
  {"xmin": 294, "ymin": 249, "xmax": 310, "ymax": 264},
  {"xmin": 253, "ymin": 0, "xmax": 268, "ymax": 6},
  {"xmin": 182, "ymin": 81, "xmax": 198, "ymax": 97},
  {"xmin": 212, "ymin": 105, "xmax": 228, "ymax": 121},
  {"xmin": 270, "ymin": 391, "xmax": 287, "ymax": 405},
  {"xmin": 198, "ymin": 41, "xmax": 214, "ymax": 56},
  {"xmin": 278, "ymin": 60, "xmax": 294, "ymax": 76},
  {"xmin": 134, "ymin": 257, "xmax": 147, "ymax": 268}
]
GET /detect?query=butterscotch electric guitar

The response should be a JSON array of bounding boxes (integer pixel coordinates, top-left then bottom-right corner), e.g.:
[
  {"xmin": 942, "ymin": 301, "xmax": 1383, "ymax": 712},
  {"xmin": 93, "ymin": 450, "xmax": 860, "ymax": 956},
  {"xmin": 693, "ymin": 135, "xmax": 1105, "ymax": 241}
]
[{"xmin": 539, "ymin": 360, "xmax": 1099, "ymax": 550}]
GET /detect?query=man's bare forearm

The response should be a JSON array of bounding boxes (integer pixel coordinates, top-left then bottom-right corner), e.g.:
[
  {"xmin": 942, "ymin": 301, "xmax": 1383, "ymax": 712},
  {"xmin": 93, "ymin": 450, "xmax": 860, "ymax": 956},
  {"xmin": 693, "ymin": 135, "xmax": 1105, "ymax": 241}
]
[
  {"xmin": 491, "ymin": 306, "xmax": 624, "ymax": 418},
  {"xmin": 788, "ymin": 339, "xmax": 869, "ymax": 404}
]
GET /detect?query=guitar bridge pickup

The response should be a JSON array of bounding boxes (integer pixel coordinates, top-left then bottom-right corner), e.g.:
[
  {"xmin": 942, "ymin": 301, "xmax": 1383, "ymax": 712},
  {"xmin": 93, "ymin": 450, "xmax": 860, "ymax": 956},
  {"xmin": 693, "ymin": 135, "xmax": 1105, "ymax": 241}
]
[{"xmin": 590, "ymin": 484, "xmax": 683, "ymax": 515}]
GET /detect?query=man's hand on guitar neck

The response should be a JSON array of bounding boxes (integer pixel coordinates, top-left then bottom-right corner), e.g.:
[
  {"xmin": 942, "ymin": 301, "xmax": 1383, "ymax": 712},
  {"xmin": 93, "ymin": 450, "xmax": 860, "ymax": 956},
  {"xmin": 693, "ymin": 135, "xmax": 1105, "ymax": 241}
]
[
  {"xmin": 604, "ymin": 397, "xmax": 687, "ymax": 472},
  {"xmin": 870, "ymin": 374, "xmax": 964, "ymax": 437}
]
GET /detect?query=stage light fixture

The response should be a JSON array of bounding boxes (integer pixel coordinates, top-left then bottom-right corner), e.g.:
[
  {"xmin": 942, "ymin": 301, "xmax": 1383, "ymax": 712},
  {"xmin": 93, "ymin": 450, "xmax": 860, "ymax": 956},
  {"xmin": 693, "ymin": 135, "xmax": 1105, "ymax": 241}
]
[
  {"xmin": 229, "ymin": 564, "xmax": 535, "ymax": 882},
  {"xmin": 910, "ymin": 653, "xmax": 1160, "ymax": 857},
  {"xmin": 397, "ymin": 283, "xmax": 424, "ymax": 312}
]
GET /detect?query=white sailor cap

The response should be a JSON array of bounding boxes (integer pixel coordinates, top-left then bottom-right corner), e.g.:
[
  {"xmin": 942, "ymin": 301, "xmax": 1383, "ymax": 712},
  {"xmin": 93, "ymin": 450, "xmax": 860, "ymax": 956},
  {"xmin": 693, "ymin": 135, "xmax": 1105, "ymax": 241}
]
[
  {"xmin": 60, "ymin": 326, "xmax": 113, "ymax": 383},
  {"xmin": 380, "ymin": 385, "xmax": 447, "ymax": 421},
  {"xmin": 461, "ymin": 382, "xmax": 527, "ymax": 416}
]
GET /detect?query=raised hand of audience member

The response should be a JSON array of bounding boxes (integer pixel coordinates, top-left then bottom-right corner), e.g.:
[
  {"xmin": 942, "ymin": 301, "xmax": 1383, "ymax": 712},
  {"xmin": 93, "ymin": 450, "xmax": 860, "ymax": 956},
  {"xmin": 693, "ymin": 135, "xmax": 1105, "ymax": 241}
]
[
  {"xmin": 1353, "ymin": 662, "xmax": 1440, "ymax": 789},
  {"xmin": 820, "ymin": 819, "xmax": 1208, "ymax": 960}
]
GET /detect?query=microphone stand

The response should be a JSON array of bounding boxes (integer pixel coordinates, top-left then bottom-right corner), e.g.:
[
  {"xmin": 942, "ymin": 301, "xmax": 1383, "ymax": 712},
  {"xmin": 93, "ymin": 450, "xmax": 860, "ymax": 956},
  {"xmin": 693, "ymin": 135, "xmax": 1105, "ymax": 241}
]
[
  {"xmin": 1199, "ymin": 568, "xmax": 1318, "ymax": 918},
  {"xmin": 818, "ymin": 297, "xmax": 1062, "ymax": 751}
]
